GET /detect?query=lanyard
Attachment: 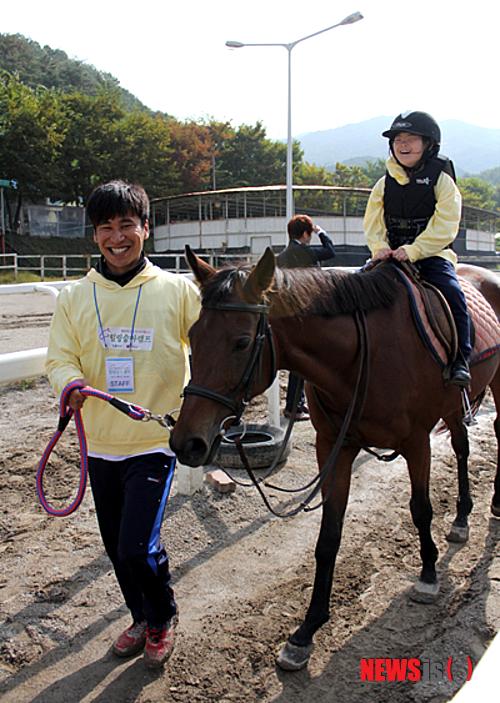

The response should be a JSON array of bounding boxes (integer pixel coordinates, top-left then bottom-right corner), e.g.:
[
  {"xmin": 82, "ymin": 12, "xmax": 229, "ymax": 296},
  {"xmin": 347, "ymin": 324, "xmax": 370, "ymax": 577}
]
[{"xmin": 93, "ymin": 283, "xmax": 143, "ymax": 350}]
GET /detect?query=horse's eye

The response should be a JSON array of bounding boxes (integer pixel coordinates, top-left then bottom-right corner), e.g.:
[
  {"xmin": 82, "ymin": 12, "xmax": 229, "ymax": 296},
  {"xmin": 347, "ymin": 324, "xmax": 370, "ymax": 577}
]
[{"xmin": 234, "ymin": 337, "xmax": 252, "ymax": 353}]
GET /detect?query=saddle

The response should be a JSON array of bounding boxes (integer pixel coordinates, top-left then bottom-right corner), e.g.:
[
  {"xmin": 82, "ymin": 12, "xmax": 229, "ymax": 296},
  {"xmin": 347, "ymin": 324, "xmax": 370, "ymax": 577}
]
[
  {"xmin": 392, "ymin": 260, "xmax": 500, "ymax": 375},
  {"xmin": 393, "ymin": 261, "xmax": 457, "ymax": 368}
]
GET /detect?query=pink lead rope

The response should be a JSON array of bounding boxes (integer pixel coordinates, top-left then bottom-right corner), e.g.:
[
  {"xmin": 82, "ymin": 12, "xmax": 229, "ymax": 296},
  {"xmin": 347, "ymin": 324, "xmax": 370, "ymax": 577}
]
[{"xmin": 36, "ymin": 381, "xmax": 174, "ymax": 517}]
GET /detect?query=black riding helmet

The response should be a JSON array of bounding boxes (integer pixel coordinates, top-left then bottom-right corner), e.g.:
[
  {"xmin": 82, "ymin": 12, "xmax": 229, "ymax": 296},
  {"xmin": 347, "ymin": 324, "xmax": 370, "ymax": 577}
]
[
  {"xmin": 382, "ymin": 111, "xmax": 441, "ymax": 143},
  {"xmin": 383, "ymin": 111, "xmax": 441, "ymax": 170}
]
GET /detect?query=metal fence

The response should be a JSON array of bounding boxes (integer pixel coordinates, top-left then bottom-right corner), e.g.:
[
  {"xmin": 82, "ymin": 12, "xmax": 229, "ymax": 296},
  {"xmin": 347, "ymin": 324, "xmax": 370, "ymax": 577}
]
[{"xmin": 0, "ymin": 251, "xmax": 265, "ymax": 281}]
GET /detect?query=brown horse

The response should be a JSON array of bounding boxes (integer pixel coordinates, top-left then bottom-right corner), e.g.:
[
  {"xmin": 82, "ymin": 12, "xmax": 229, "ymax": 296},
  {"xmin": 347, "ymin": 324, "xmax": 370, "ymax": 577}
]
[{"xmin": 170, "ymin": 246, "xmax": 500, "ymax": 671}]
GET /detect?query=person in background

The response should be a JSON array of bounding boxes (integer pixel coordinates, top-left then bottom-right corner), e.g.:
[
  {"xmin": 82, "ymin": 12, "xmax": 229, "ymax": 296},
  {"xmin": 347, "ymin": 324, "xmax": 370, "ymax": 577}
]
[
  {"xmin": 46, "ymin": 180, "xmax": 201, "ymax": 669},
  {"xmin": 277, "ymin": 214, "xmax": 336, "ymax": 420},
  {"xmin": 363, "ymin": 111, "xmax": 471, "ymax": 387}
]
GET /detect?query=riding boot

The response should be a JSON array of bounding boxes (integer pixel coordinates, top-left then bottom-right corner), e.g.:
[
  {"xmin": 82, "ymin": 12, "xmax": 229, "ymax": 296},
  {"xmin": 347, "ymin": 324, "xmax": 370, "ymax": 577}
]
[{"xmin": 450, "ymin": 358, "xmax": 471, "ymax": 387}]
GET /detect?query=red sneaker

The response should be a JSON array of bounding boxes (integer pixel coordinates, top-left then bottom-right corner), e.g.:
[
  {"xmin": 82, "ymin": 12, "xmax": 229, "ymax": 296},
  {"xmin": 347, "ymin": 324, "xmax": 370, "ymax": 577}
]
[
  {"xmin": 143, "ymin": 614, "xmax": 178, "ymax": 669},
  {"xmin": 112, "ymin": 620, "xmax": 147, "ymax": 657}
]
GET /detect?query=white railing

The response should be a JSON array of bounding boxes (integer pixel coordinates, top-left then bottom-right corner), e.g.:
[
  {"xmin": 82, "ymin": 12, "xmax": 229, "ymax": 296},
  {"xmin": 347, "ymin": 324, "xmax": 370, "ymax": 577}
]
[
  {"xmin": 0, "ymin": 347, "xmax": 48, "ymax": 384},
  {"xmin": 0, "ymin": 252, "xmax": 265, "ymax": 281},
  {"xmin": 0, "ymin": 253, "xmax": 100, "ymax": 281},
  {"xmin": 0, "ymin": 280, "xmax": 71, "ymax": 296},
  {"xmin": 0, "ymin": 282, "xmax": 72, "ymax": 384}
]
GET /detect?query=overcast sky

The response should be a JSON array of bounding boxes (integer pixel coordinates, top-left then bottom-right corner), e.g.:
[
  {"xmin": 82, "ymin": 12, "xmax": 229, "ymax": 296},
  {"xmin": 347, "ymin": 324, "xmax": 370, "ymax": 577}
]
[{"xmin": 2, "ymin": 1, "xmax": 498, "ymax": 142}]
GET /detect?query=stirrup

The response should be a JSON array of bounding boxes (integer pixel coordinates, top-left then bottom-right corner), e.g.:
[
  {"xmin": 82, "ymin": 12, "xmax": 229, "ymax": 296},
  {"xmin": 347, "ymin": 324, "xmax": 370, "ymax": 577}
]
[{"xmin": 461, "ymin": 388, "xmax": 477, "ymax": 426}]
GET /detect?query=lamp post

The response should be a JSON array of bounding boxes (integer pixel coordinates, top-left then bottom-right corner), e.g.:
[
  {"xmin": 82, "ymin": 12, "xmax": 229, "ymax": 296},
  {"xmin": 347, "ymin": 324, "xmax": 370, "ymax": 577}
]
[
  {"xmin": 226, "ymin": 13, "xmax": 363, "ymax": 427},
  {"xmin": 226, "ymin": 11, "xmax": 363, "ymax": 225}
]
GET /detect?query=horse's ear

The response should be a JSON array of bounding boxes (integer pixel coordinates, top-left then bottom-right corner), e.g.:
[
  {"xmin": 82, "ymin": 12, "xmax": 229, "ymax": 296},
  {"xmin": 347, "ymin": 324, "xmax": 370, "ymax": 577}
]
[
  {"xmin": 242, "ymin": 247, "xmax": 276, "ymax": 303},
  {"xmin": 185, "ymin": 245, "xmax": 216, "ymax": 286}
]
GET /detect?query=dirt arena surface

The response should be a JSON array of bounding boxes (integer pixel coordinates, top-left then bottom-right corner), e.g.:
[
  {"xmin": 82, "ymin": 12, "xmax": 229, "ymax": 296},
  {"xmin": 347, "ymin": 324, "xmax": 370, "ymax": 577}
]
[{"xmin": 1, "ymin": 290, "xmax": 500, "ymax": 702}]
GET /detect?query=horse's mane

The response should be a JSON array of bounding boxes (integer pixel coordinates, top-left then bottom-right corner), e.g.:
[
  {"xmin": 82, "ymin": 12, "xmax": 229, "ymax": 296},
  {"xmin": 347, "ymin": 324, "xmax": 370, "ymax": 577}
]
[{"xmin": 201, "ymin": 261, "xmax": 404, "ymax": 318}]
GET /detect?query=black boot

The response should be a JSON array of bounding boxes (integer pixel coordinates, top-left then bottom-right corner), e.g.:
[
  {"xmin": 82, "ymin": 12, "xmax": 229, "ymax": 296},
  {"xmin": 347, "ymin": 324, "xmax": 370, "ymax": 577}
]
[{"xmin": 450, "ymin": 358, "xmax": 471, "ymax": 387}]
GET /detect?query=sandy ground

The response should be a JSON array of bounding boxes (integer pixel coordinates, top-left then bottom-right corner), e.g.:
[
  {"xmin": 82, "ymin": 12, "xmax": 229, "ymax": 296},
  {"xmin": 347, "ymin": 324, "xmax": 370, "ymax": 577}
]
[
  {"xmin": 1, "ymin": 290, "xmax": 500, "ymax": 703},
  {"xmin": 0, "ymin": 291, "xmax": 56, "ymax": 354}
]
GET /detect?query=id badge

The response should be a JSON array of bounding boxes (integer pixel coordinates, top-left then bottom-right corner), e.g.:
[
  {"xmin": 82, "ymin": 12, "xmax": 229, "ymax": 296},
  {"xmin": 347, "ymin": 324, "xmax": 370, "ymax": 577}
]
[{"xmin": 106, "ymin": 357, "xmax": 135, "ymax": 393}]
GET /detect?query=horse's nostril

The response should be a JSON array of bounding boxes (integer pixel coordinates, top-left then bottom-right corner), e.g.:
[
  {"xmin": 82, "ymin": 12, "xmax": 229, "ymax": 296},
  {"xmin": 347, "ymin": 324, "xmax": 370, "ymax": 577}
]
[
  {"xmin": 186, "ymin": 436, "xmax": 208, "ymax": 460},
  {"xmin": 172, "ymin": 435, "xmax": 209, "ymax": 467}
]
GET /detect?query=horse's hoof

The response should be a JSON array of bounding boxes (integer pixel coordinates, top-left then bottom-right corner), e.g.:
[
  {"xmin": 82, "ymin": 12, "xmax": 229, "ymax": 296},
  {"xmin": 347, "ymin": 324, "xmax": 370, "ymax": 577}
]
[
  {"xmin": 491, "ymin": 502, "xmax": 500, "ymax": 518},
  {"xmin": 276, "ymin": 641, "xmax": 314, "ymax": 671},
  {"xmin": 447, "ymin": 524, "xmax": 469, "ymax": 543},
  {"xmin": 410, "ymin": 580, "xmax": 440, "ymax": 604}
]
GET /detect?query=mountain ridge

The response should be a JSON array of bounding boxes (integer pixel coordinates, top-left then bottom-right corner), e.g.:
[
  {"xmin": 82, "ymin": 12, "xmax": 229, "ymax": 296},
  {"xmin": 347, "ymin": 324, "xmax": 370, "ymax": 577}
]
[{"xmin": 296, "ymin": 116, "xmax": 500, "ymax": 177}]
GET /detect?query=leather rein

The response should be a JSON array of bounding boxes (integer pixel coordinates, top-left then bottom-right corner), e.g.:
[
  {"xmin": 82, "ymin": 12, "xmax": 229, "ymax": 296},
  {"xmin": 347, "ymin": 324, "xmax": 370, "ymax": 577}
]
[{"xmin": 182, "ymin": 298, "xmax": 397, "ymax": 518}]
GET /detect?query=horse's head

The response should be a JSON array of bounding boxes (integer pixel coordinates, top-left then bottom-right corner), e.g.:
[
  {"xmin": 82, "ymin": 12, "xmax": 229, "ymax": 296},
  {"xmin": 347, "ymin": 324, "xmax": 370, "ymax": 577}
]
[{"xmin": 170, "ymin": 245, "xmax": 276, "ymax": 467}]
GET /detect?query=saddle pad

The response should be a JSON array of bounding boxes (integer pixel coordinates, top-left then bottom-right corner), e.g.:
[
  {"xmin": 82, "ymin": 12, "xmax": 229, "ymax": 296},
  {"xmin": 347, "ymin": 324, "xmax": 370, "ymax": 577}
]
[
  {"xmin": 399, "ymin": 273, "xmax": 450, "ymax": 367},
  {"xmin": 395, "ymin": 268, "xmax": 500, "ymax": 368},
  {"xmin": 460, "ymin": 278, "xmax": 500, "ymax": 365}
]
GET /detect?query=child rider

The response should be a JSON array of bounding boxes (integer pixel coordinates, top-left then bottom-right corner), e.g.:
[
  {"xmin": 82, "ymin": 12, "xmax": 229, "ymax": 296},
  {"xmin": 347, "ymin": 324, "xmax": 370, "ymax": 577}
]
[{"xmin": 363, "ymin": 110, "xmax": 471, "ymax": 387}]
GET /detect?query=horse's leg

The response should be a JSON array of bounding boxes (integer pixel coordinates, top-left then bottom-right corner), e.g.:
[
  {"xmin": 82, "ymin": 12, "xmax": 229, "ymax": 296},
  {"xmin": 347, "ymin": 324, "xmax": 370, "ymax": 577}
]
[
  {"xmin": 489, "ymin": 374, "xmax": 500, "ymax": 516},
  {"xmin": 445, "ymin": 409, "xmax": 472, "ymax": 543},
  {"xmin": 276, "ymin": 440, "xmax": 358, "ymax": 671},
  {"xmin": 406, "ymin": 434, "xmax": 440, "ymax": 603}
]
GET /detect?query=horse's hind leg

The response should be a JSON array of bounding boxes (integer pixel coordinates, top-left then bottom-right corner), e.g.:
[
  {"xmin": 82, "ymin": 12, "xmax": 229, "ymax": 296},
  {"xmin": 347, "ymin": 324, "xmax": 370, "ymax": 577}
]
[
  {"xmin": 445, "ymin": 409, "xmax": 473, "ymax": 543},
  {"xmin": 493, "ymin": 407, "xmax": 500, "ymax": 516},
  {"xmin": 489, "ymin": 374, "xmax": 500, "ymax": 516},
  {"xmin": 406, "ymin": 435, "xmax": 440, "ymax": 603}
]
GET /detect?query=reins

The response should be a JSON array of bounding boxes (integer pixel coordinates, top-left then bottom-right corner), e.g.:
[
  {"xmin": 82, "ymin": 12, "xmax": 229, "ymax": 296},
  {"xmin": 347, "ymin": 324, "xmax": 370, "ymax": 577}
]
[
  {"xmin": 311, "ymin": 312, "xmax": 400, "ymax": 465},
  {"xmin": 36, "ymin": 380, "xmax": 178, "ymax": 516},
  {"xmin": 232, "ymin": 310, "xmax": 373, "ymax": 518},
  {"xmin": 192, "ymin": 298, "xmax": 378, "ymax": 518}
]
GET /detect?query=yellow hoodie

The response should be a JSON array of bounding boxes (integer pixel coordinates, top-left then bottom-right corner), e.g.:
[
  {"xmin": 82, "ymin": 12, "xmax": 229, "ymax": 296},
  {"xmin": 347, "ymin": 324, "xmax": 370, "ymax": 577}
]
[
  {"xmin": 364, "ymin": 155, "xmax": 462, "ymax": 266},
  {"xmin": 46, "ymin": 261, "xmax": 200, "ymax": 456}
]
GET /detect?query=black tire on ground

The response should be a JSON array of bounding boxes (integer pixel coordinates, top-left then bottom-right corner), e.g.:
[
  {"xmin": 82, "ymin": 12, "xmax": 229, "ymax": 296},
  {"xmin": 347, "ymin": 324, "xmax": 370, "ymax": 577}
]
[{"xmin": 215, "ymin": 423, "xmax": 291, "ymax": 470}]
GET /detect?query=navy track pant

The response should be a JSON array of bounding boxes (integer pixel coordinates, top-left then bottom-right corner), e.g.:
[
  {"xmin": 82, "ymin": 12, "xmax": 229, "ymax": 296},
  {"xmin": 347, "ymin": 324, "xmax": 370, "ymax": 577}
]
[
  {"xmin": 417, "ymin": 256, "xmax": 472, "ymax": 361},
  {"xmin": 285, "ymin": 372, "xmax": 306, "ymax": 414},
  {"xmin": 88, "ymin": 452, "xmax": 176, "ymax": 627}
]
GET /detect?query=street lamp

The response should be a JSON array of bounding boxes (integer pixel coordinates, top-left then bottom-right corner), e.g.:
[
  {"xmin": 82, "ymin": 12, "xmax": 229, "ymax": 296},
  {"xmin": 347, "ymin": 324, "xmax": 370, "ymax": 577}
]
[
  {"xmin": 226, "ymin": 11, "xmax": 363, "ymax": 224},
  {"xmin": 226, "ymin": 12, "xmax": 363, "ymax": 426}
]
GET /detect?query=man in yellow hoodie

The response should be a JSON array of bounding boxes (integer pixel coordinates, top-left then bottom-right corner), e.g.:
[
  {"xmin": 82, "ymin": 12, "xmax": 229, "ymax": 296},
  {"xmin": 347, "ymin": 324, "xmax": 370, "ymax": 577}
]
[
  {"xmin": 363, "ymin": 111, "xmax": 471, "ymax": 387},
  {"xmin": 46, "ymin": 181, "xmax": 200, "ymax": 668}
]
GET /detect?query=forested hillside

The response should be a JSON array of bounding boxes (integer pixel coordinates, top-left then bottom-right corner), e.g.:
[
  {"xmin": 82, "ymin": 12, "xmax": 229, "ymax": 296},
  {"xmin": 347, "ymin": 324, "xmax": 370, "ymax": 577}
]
[
  {"xmin": 0, "ymin": 32, "xmax": 497, "ymax": 243},
  {"xmin": 298, "ymin": 118, "xmax": 500, "ymax": 176},
  {"xmin": 0, "ymin": 33, "xmax": 148, "ymax": 113}
]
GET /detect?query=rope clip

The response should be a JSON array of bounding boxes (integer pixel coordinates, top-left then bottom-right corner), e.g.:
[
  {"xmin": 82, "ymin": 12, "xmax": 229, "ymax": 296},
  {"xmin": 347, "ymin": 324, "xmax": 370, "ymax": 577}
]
[{"xmin": 141, "ymin": 407, "xmax": 180, "ymax": 431}]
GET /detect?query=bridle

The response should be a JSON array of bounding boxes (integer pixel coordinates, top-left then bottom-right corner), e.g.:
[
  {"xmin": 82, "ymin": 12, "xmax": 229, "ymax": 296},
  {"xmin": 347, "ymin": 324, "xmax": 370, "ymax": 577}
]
[
  {"xmin": 182, "ymin": 298, "xmax": 399, "ymax": 519},
  {"xmin": 182, "ymin": 299, "xmax": 277, "ymax": 430}
]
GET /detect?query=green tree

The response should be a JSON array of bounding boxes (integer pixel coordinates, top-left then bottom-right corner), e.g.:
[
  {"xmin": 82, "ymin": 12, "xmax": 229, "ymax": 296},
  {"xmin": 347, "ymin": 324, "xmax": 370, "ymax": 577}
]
[
  {"xmin": 478, "ymin": 166, "xmax": 500, "ymax": 186},
  {"xmin": 360, "ymin": 157, "xmax": 387, "ymax": 186},
  {"xmin": 492, "ymin": 185, "xmax": 500, "ymax": 212},
  {"xmin": 0, "ymin": 32, "xmax": 148, "ymax": 113},
  {"xmin": 216, "ymin": 121, "xmax": 303, "ymax": 189},
  {"xmin": 109, "ymin": 111, "xmax": 180, "ymax": 199},
  {"xmin": 56, "ymin": 91, "xmax": 182, "ymax": 204},
  {"xmin": 458, "ymin": 177, "xmax": 496, "ymax": 210},
  {"xmin": 330, "ymin": 162, "xmax": 369, "ymax": 188},
  {"xmin": 56, "ymin": 88, "xmax": 126, "ymax": 205},
  {"xmin": 205, "ymin": 117, "xmax": 234, "ymax": 190},
  {"xmin": 295, "ymin": 162, "xmax": 331, "ymax": 186},
  {"xmin": 0, "ymin": 74, "xmax": 67, "ymax": 230}
]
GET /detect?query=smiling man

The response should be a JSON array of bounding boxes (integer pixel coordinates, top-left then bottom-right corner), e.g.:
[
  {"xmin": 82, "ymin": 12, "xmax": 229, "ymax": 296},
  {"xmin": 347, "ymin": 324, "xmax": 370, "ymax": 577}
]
[{"xmin": 46, "ymin": 181, "xmax": 200, "ymax": 668}]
